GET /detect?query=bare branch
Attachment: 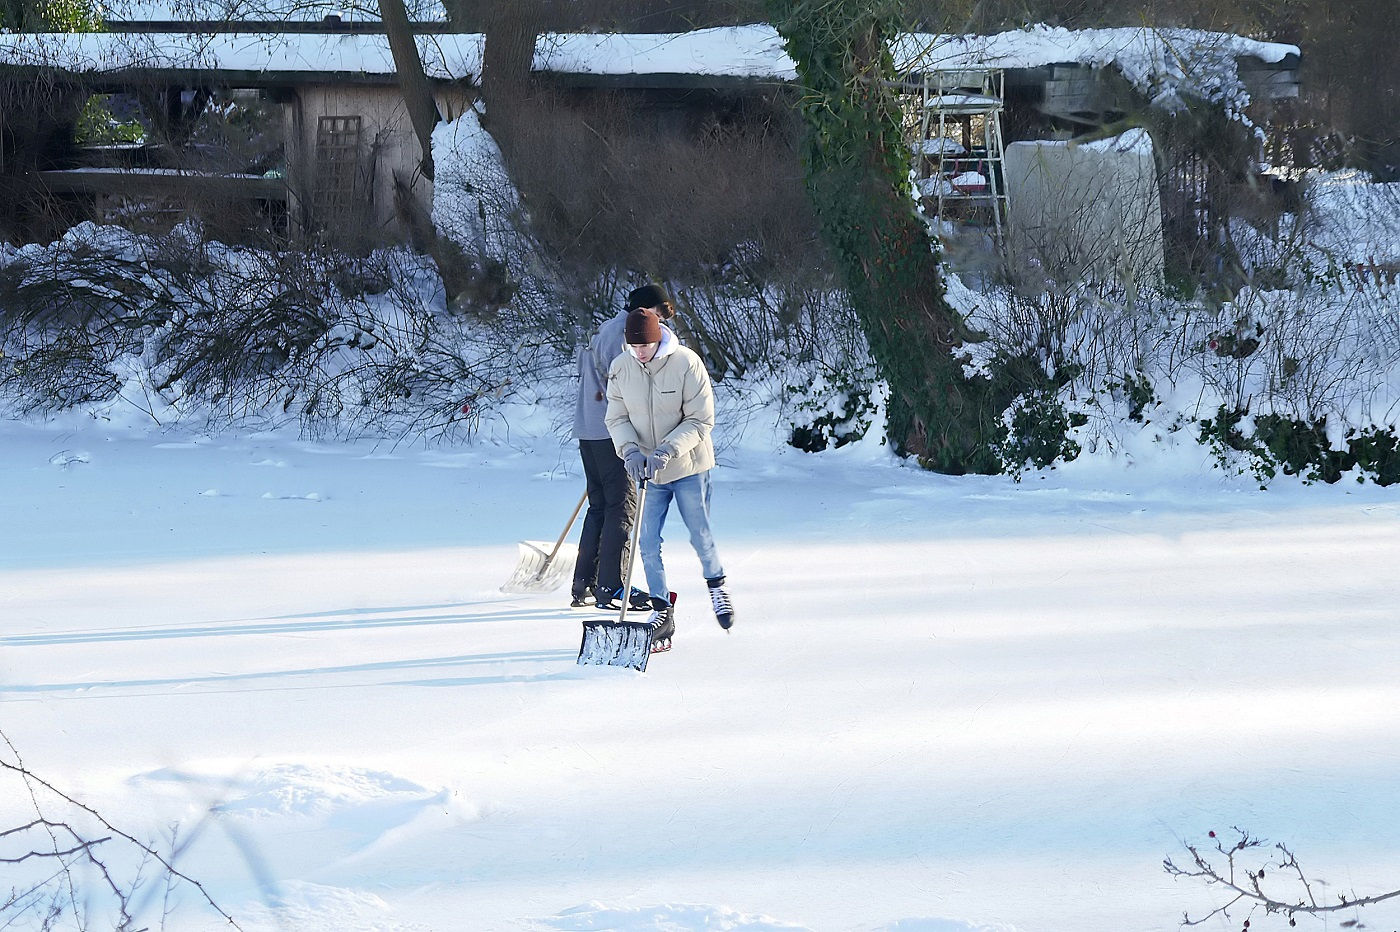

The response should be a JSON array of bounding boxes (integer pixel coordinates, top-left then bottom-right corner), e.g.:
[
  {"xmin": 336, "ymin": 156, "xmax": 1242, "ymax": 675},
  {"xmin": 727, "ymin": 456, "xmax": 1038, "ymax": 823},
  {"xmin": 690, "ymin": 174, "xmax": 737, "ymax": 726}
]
[
  {"xmin": 1167, "ymin": 827, "xmax": 1400, "ymax": 927},
  {"xmin": 1, "ymin": 728, "xmax": 243, "ymax": 930}
]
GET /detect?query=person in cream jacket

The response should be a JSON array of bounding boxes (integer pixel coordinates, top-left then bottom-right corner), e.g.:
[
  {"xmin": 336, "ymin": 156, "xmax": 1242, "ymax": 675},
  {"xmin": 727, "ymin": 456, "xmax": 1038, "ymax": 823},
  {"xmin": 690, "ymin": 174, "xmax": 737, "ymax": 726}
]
[{"xmin": 605, "ymin": 305, "xmax": 735, "ymax": 633}]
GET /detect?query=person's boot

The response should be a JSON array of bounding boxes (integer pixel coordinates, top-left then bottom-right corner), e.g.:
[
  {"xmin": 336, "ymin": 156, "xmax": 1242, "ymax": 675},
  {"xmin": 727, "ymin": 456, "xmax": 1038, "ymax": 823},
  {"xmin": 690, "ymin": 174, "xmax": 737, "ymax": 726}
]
[
  {"xmin": 706, "ymin": 576, "xmax": 734, "ymax": 629},
  {"xmin": 570, "ymin": 584, "xmax": 597, "ymax": 608},
  {"xmin": 597, "ymin": 585, "xmax": 650, "ymax": 611},
  {"xmin": 646, "ymin": 595, "xmax": 675, "ymax": 652}
]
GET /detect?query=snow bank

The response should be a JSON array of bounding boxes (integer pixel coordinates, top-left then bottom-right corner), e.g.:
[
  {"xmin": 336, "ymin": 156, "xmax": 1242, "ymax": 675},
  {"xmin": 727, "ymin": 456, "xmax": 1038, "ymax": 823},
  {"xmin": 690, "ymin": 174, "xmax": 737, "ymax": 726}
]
[{"xmin": 430, "ymin": 106, "xmax": 517, "ymax": 258}]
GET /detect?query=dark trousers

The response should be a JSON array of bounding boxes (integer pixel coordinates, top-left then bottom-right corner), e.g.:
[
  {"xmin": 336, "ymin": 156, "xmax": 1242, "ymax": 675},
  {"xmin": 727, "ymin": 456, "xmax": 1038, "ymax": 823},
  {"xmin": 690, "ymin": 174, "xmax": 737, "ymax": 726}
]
[{"xmin": 573, "ymin": 439, "xmax": 637, "ymax": 598}]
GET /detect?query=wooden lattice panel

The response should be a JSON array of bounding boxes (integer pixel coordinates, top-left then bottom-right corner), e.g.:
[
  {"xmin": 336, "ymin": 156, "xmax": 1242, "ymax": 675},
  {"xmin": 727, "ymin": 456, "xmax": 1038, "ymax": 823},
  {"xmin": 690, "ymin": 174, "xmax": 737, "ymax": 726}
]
[{"xmin": 313, "ymin": 115, "xmax": 362, "ymax": 227}]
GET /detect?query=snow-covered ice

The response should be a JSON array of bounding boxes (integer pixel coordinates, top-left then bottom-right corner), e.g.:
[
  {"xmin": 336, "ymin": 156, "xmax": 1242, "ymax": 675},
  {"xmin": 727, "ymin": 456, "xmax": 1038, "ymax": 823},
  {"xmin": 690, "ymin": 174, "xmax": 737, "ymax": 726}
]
[{"xmin": 4, "ymin": 407, "xmax": 1399, "ymax": 931}]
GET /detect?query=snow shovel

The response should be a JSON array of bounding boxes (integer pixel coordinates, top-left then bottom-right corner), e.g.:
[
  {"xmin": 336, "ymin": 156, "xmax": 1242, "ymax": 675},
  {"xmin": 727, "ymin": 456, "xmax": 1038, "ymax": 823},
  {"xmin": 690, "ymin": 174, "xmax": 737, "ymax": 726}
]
[
  {"xmin": 578, "ymin": 479, "xmax": 657, "ymax": 671},
  {"xmin": 500, "ymin": 490, "xmax": 588, "ymax": 595}
]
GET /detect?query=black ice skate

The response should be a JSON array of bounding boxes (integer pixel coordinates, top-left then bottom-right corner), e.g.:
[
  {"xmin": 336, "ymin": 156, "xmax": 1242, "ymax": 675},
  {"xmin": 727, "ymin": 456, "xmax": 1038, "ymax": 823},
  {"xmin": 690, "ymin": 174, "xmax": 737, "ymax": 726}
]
[
  {"xmin": 707, "ymin": 576, "xmax": 734, "ymax": 630},
  {"xmin": 647, "ymin": 593, "xmax": 677, "ymax": 653}
]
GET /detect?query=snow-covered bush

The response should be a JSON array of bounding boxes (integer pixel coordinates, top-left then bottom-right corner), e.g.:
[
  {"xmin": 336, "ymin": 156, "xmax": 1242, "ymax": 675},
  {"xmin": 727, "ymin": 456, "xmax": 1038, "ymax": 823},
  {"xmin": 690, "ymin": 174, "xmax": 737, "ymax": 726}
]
[
  {"xmin": 955, "ymin": 170, "xmax": 1400, "ymax": 484},
  {"xmin": 429, "ymin": 99, "xmax": 880, "ymax": 453},
  {"xmin": 991, "ymin": 380, "xmax": 1088, "ymax": 478},
  {"xmin": 0, "ymin": 221, "xmax": 566, "ymax": 440},
  {"xmin": 783, "ymin": 361, "xmax": 880, "ymax": 453}
]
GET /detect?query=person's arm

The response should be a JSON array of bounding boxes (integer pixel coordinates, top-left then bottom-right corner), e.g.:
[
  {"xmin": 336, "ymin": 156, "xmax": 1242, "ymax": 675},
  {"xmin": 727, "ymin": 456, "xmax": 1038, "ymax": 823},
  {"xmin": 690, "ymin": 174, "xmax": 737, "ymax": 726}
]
[
  {"xmin": 587, "ymin": 331, "xmax": 612, "ymax": 394},
  {"xmin": 605, "ymin": 359, "xmax": 643, "ymax": 457},
  {"xmin": 656, "ymin": 356, "xmax": 714, "ymax": 457},
  {"xmin": 589, "ymin": 315, "xmax": 624, "ymax": 390},
  {"xmin": 575, "ymin": 344, "xmax": 592, "ymax": 392}
]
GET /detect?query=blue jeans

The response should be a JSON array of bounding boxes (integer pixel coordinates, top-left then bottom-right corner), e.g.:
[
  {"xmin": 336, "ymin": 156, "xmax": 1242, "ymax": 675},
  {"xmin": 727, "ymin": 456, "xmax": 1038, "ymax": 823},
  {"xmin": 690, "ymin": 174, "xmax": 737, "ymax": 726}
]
[{"xmin": 638, "ymin": 470, "xmax": 724, "ymax": 599}]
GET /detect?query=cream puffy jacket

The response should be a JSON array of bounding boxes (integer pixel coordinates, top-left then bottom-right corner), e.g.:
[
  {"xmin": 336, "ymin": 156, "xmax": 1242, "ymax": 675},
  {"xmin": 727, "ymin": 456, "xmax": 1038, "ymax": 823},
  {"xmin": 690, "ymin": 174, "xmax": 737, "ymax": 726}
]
[{"xmin": 605, "ymin": 329, "xmax": 716, "ymax": 484}]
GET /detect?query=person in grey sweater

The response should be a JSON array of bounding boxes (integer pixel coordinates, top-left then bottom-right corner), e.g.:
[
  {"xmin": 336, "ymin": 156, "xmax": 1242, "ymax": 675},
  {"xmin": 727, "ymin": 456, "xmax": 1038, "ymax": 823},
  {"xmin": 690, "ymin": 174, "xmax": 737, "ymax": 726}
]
[{"xmin": 570, "ymin": 284, "xmax": 677, "ymax": 608}]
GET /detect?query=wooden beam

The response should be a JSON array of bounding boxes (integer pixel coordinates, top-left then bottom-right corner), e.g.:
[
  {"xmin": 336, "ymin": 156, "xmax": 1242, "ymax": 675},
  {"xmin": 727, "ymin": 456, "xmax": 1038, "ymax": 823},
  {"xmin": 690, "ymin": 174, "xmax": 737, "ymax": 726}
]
[{"xmin": 36, "ymin": 169, "xmax": 289, "ymax": 200}]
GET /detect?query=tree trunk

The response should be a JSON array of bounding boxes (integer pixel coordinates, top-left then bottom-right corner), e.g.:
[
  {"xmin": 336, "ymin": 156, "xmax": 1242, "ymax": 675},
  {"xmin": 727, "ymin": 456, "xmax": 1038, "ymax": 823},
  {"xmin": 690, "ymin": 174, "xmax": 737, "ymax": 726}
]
[
  {"xmin": 379, "ymin": 0, "xmax": 441, "ymax": 181},
  {"xmin": 767, "ymin": 0, "xmax": 1022, "ymax": 473}
]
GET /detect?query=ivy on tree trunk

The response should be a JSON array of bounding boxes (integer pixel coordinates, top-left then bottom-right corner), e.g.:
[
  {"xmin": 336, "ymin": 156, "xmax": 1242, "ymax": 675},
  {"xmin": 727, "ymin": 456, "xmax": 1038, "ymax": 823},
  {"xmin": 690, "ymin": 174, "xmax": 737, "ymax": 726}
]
[{"xmin": 767, "ymin": 0, "xmax": 1026, "ymax": 474}]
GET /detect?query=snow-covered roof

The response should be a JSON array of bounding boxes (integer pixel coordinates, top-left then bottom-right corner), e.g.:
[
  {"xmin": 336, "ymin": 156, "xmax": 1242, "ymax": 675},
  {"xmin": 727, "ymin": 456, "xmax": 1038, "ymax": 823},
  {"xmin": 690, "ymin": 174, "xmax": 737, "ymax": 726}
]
[
  {"xmin": 892, "ymin": 25, "xmax": 1298, "ymax": 71},
  {"xmin": 900, "ymin": 26, "xmax": 1298, "ymax": 112},
  {"xmin": 536, "ymin": 24, "xmax": 1299, "ymax": 108},
  {"xmin": 534, "ymin": 27, "xmax": 796, "ymax": 80},
  {"xmin": 0, "ymin": 22, "xmax": 1297, "ymax": 107},
  {"xmin": 536, "ymin": 25, "xmax": 1297, "ymax": 77},
  {"xmin": 0, "ymin": 31, "xmax": 481, "ymax": 79}
]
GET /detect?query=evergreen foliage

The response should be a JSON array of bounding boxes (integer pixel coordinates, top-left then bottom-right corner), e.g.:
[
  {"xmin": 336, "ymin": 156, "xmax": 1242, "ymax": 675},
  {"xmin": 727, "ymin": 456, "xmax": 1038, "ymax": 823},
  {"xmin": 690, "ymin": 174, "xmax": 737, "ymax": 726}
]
[
  {"xmin": 1197, "ymin": 407, "xmax": 1400, "ymax": 487},
  {"xmin": 0, "ymin": 0, "xmax": 99, "ymax": 31},
  {"xmin": 765, "ymin": 0, "xmax": 1038, "ymax": 474}
]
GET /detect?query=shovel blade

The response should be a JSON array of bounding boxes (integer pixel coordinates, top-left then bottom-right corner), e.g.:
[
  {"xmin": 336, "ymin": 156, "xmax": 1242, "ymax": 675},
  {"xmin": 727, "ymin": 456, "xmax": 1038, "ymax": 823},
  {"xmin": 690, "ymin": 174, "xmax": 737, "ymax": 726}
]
[
  {"xmin": 577, "ymin": 620, "xmax": 655, "ymax": 671},
  {"xmin": 500, "ymin": 540, "xmax": 578, "ymax": 595}
]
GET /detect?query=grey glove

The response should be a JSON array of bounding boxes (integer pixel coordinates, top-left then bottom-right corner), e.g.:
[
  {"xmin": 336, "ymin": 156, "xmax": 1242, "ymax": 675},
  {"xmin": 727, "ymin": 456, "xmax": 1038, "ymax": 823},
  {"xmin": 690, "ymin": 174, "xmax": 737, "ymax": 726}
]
[
  {"xmin": 623, "ymin": 449, "xmax": 648, "ymax": 483},
  {"xmin": 646, "ymin": 448, "xmax": 671, "ymax": 478}
]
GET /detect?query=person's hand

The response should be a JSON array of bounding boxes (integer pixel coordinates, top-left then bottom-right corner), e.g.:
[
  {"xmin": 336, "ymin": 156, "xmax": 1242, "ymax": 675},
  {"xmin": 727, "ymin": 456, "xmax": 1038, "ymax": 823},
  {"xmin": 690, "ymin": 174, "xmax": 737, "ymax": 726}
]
[
  {"xmin": 623, "ymin": 449, "xmax": 648, "ymax": 483},
  {"xmin": 646, "ymin": 448, "xmax": 671, "ymax": 478}
]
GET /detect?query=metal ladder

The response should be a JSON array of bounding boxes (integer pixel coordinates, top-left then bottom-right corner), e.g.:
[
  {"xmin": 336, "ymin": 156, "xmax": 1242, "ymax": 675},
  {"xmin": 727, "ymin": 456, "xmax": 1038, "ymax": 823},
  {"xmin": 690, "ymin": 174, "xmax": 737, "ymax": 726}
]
[{"xmin": 913, "ymin": 68, "xmax": 1009, "ymax": 242}]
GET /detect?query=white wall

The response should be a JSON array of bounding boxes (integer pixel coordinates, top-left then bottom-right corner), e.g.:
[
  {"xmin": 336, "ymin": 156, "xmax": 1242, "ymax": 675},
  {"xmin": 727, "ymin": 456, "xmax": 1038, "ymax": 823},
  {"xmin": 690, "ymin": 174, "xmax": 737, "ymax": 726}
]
[
  {"xmin": 1004, "ymin": 128, "xmax": 1164, "ymax": 288},
  {"xmin": 284, "ymin": 84, "xmax": 474, "ymax": 240}
]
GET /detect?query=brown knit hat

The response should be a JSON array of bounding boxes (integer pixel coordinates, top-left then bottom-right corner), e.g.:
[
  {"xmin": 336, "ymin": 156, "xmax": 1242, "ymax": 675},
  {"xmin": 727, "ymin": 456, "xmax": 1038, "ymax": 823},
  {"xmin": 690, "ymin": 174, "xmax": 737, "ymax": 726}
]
[{"xmin": 624, "ymin": 308, "xmax": 663, "ymax": 344}]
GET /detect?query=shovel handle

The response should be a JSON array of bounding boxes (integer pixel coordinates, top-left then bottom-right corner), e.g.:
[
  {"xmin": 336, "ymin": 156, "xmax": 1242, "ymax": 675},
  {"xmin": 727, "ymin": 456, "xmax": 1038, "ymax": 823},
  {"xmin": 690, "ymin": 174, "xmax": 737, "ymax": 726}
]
[
  {"xmin": 545, "ymin": 490, "xmax": 589, "ymax": 563},
  {"xmin": 617, "ymin": 478, "xmax": 647, "ymax": 624}
]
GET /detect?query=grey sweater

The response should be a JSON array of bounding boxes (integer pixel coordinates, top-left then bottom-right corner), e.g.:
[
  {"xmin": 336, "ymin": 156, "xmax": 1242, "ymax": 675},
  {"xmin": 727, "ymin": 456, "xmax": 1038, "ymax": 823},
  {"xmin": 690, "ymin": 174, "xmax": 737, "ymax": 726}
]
[{"xmin": 572, "ymin": 311, "xmax": 629, "ymax": 441}]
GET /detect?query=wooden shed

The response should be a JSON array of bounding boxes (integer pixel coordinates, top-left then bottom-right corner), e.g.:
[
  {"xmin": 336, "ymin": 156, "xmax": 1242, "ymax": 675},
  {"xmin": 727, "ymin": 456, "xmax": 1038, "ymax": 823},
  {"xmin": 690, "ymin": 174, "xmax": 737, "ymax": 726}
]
[{"xmin": 0, "ymin": 29, "xmax": 478, "ymax": 242}]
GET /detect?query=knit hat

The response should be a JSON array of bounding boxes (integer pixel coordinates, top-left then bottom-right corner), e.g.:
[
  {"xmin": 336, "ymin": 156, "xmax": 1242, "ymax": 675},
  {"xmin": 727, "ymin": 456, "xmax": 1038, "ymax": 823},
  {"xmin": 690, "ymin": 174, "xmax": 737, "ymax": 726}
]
[
  {"xmin": 625, "ymin": 284, "xmax": 671, "ymax": 312},
  {"xmin": 624, "ymin": 308, "xmax": 663, "ymax": 345}
]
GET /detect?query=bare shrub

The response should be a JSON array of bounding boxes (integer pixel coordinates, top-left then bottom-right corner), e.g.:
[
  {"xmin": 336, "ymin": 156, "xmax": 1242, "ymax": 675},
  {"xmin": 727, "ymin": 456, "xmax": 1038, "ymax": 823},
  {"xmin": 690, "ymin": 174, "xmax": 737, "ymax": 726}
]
[
  {"xmin": 498, "ymin": 83, "xmax": 816, "ymax": 280},
  {"xmin": 150, "ymin": 246, "xmax": 336, "ymax": 417},
  {"xmin": 0, "ymin": 222, "xmax": 556, "ymax": 440},
  {"xmin": 142, "ymin": 237, "xmax": 560, "ymax": 440},
  {"xmin": 272, "ymin": 247, "xmax": 564, "ymax": 442},
  {"xmin": 1191, "ymin": 288, "xmax": 1383, "ymax": 423},
  {"xmin": 0, "ymin": 232, "xmax": 177, "ymax": 412},
  {"xmin": 480, "ymin": 81, "xmax": 835, "ymax": 378},
  {"xmin": 2, "ymin": 729, "xmax": 241, "ymax": 931},
  {"xmin": 669, "ymin": 243, "xmax": 850, "ymax": 380}
]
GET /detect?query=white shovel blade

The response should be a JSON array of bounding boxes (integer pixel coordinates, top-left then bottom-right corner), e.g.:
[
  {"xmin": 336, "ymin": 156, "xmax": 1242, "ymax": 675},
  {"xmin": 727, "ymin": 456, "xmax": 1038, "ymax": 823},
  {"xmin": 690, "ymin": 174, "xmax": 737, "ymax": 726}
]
[
  {"xmin": 577, "ymin": 620, "xmax": 653, "ymax": 671},
  {"xmin": 500, "ymin": 540, "xmax": 578, "ymax": 594}
]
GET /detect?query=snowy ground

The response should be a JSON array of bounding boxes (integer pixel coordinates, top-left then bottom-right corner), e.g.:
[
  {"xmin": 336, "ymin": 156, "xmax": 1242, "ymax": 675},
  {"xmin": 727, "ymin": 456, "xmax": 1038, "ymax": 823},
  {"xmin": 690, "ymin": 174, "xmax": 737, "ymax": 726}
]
[{"xmin": 4, "ymin": 410, "xmax": 1400, "ymax": 932}]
